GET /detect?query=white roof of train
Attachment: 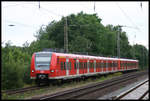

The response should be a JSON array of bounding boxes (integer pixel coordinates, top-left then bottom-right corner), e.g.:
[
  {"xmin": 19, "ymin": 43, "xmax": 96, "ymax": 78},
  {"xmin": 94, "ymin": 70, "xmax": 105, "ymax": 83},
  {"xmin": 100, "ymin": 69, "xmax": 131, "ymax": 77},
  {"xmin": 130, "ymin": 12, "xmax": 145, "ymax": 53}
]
[{"xmin": 35, "ymin": 51, "xmax": 138, "ymax": 62}]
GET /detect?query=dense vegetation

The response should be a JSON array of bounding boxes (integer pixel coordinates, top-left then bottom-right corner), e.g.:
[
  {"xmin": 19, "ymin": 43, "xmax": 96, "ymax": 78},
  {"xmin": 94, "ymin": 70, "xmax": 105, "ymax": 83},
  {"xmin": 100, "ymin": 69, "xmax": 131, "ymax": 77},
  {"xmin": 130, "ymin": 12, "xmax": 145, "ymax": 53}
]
[{"xmin": 2, "ymin": 11, "xmax": 149, "ymax": 90}]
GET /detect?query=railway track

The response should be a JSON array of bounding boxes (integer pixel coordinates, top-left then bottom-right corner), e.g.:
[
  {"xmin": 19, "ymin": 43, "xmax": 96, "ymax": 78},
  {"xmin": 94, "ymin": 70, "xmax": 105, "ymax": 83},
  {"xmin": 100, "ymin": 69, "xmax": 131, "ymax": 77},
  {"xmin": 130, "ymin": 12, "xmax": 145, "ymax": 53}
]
[
  {"xmin": 31, "ymin": 70, "xmax": 148, "ymax": 100},
  {"xmin": 112, "ymin": 79, "xmax": 149, "ymax": 100},
  {"xmin": 2, "ymin": 85, "xmax": 45, "ymax": 95}
]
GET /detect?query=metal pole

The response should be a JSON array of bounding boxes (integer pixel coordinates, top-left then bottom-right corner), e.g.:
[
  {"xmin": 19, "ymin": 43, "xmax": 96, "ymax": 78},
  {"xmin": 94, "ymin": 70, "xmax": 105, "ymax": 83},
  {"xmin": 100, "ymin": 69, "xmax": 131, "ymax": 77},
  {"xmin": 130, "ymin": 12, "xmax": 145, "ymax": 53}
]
[
  {"xmin": 64, "ymin": 17, "xmax": 68, "ymax": 53},
  {"xmin": 117, "ymin": 26, "xmax": 121, "ymax": 58}
]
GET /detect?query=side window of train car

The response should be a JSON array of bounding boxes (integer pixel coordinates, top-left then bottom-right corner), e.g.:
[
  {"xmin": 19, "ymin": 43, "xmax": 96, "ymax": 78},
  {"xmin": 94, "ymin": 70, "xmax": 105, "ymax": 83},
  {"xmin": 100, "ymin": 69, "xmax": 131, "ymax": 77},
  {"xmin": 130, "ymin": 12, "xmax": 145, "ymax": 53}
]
[
  {"xmin": 103, "ymin": 62, "xmax": 106, "ymax": 68},
  {"xmin": 61, "ymin": 62, "xmax": 63, "ymax": 70},
  {"xmin": 80, "ymin": 62, "xmax": 82, "ymax": 69},
  {"xmin": 64, "ymin": 62, "xmax": 66, "ymax": 70},
  {"xmin": 57, "ymin": 57, "xmax": 59, "ymax": 64},
  {"xmin": 99, "ymin": 62, "xmax": 101, "ymax": 68},
  {"xmin": 84, "ymin": 62, "xmax": 87, "ymax": 69},
  {"xmin": 92, "ymin": 62, "xmax": 94, "ymax": 68},
  {"xmin": 69, "ymin": 62, "xmax": 71, "ymax": 70},
  {"xmin": 97, "ymin": 62, "xmax": 99, "ymax": 68},
  {"xmin": 106, "ymin": 62, "xmax": 108, "ymax": 68},
  {"xmin": 109, "ymin": 62, "xmax": 111, "ymax": 68},
  {"xmin": 101, "ymin": 61, "xmax": 103, "ymax": 68},
  {"xmin": 74, "ymin": 61, "xmax": 76, "ymax": 70},
  {"xmin": 90, "ymin": 62, "xmax": 92, "ymax": 68},
  {"xmin": 81, "ymin": 62, "xmax": 83, "ymax": 69}
]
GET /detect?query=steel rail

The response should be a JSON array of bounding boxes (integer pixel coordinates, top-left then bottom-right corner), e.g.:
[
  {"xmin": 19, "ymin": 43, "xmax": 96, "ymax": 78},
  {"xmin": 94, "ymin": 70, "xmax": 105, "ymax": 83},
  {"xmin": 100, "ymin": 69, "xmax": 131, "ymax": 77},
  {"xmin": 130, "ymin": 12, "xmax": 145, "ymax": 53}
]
[
  {"xmin": 32, "ymin": 71, "xmax": 147, "ymax": 100},
  {"xmin": 2, "ymin": 85, "xmax": 45, "ymax": 95}
]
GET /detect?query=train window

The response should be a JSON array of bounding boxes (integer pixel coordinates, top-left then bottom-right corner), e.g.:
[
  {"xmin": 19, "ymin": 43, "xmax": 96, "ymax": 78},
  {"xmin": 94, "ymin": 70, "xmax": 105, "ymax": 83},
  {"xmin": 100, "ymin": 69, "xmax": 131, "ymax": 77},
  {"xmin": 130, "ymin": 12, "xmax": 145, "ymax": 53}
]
[
  {"xmin": 57, "ymin": 58, "xmax": 59, "ymax": 64},
  {"xmin": 83, "ymin": 62, "xmax": 84, "ymax": 69},
  {"xmin": 64, "ymin": 62, "xmax": 66, "ymax": 70},
  {"xmin": 81, "ymin": 62, "xmax": 83, "ymax": 69},
  {"xmin": 99, "ymin": 62, "xmax": 100, "ymax": 68},
  {"xmin": 113, "ymin": 62, "xmax": 115, "ymax": 67},
  {"xmin": 109, "ymin": 62, "xmax": 111, "ymax": 68},
  {"xmin": 96, "ymin": 62, "xmax": 98, "ymax": 68},
  {"xmin": 80, "ymin": 62, "xmax": 82, "ymax": 69},
  {"xmin": 100, "ymin": 62, "xmax": 103, "ymax": 68},
  {"xmin": 82, "ymin": 62, "xmax": 84, "ymax": 69},
  {"xmin": 74, "ymin": 62, "xmax": 76, "ymax": 69},
  {"xmin": 61, "ymin": 62, "xmax": 63, "ymax": 70},
  {"xmin": 69, "ymin": 62, "xmax": 71, "ymax": 70},
  {"xmin": 90, "ymin": 62, "xmax": 92, "ymax": 68},
  {"xmin": 103, "ymin": 62, "xmax": 106, "ymax": 68},
  {"xmin": 107, "ymin": 63, "xmax": 109, "ymax": 68},
  {"xmin": 84, "ymin": 62, "xmax": 87, "ymax": 69}
]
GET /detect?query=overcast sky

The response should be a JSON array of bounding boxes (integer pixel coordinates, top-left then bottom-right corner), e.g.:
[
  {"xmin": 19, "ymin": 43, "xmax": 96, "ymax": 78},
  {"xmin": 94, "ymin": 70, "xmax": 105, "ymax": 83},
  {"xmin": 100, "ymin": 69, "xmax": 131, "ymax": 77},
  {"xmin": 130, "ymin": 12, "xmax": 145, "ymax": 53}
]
[{"xmin": 2, "ymin": 1, "xmax": 149, "ymax": 49}]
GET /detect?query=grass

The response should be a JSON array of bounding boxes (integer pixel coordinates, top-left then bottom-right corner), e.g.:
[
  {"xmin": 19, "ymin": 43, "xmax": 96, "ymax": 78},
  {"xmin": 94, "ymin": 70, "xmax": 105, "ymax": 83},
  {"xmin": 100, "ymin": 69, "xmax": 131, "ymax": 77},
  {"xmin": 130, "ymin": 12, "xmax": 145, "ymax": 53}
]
[{"xmin": 2, "ymin": 72, "xmax": 122, "ymax": 100}]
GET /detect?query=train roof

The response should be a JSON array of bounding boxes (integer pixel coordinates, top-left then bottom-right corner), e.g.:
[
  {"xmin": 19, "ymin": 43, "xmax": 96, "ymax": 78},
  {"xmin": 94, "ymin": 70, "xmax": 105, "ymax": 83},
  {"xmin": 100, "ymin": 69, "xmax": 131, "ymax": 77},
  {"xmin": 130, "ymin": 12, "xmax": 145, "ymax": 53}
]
[
  {"xmin": 34, "ymin": 51, "xmax": 138, "ymax": 62},
  {"xmin": 53, "ymin": 52, "xmax": 138, "ymax": 62}
]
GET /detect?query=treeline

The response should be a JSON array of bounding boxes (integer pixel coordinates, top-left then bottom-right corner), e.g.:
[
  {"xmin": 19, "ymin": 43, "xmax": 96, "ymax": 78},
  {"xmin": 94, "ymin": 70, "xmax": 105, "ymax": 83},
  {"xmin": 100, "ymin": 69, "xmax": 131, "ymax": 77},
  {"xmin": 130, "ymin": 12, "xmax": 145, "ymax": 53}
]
[{"xmin": 2, "ymin": 11, "xmax": 148, "ymax": 90}]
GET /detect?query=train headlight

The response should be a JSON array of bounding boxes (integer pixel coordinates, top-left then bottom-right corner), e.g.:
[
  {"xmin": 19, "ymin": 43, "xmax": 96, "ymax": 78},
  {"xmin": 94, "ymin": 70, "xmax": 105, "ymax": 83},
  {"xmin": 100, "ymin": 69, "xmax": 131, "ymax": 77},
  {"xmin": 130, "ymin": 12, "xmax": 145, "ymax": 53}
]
[
  {"xmin": 32, "ymin": 70, "xmax": 34, "ymax": 73},
  {"xmin": 51, "ymin": 70, "xmax": 54, "ymax": 72}
]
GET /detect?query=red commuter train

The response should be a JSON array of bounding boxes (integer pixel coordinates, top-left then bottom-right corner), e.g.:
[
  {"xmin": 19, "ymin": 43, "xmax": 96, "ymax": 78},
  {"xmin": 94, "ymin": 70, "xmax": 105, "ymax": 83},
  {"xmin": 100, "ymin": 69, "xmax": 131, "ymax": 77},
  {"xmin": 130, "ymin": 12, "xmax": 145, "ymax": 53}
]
[{"xmin": 30, "ymin": 52, "xmax": 138, "ymax": 85}]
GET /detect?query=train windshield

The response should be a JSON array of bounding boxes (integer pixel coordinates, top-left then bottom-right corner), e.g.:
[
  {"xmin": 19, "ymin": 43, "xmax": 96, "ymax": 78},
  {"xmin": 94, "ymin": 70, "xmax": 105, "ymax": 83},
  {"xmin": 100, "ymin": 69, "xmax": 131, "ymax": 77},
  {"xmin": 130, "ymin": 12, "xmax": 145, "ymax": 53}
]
[{"xmin": 35, "ymin": 52, "xmax": 52, "ymax": 70}]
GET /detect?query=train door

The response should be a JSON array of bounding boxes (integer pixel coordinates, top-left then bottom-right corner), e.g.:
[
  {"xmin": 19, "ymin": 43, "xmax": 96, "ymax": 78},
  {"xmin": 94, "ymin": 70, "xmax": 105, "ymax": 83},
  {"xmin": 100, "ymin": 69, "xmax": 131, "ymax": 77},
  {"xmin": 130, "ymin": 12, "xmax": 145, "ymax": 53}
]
[
  {"xmin": 106, "ymin": 60, "xmax": 108, "ymax": 72},
  {"xmin": 108, "ymin": 60, "xmax": 110, "ymax": 72},
  {"xmin": 115, "ymin": 61, "xmax": 117, "ymax": 72},
  {"xmin": 101, "ymin": 60, "xmax": 104, "ymax": 73},
  {"xmin": 123, "ymin": 61, "xmax": 125, "ymax": 70},
  {"xmin": 69, "ymin": 58, "xmax": 74, "ymax": 75},
  {"xmin": 112, "ymin": 61, "xmax": 114, "ymax": 72},
  {"xmin": 120, "ymin": 61, "xmax": 122, "ymax": 71},
  {"xmin": 122, "ymin": 61, "xmax": 124, "ymax": 70},
  {"xmin": 76, "ymin": 59, "xmax": 79, "ymax": 75},
  {"xmin": 99, "ymin": 60, "xmax": 102, "ymax": 72},
  {"xmin": 94, "ymin": 60, "xmax": 96, "ymax": 73},
  {"xmin": 87, "ymin": 60, "xmax": 89, "ymax": 74},
  {"xmin": 59, "ymin": 57, "xmax": 66, "ymax": 77},
  {"xmin": 122, "ymin": 61, "xmax": 124, "ymax": 71},
  {"xmin": 96, "ymin": 60, "xmax": 99, "ymax": 72},
  {"xmin": 79, "ymin": 59, "xmax": 83, "ymax": 74},
  {"xmin": 103, "ymin": 60, "xmax": 106, "ymax": 72},
  {"xmin": 89, "ymin": 60, "xmax": 94, "ymax": 73},
  {"xmin": 56, "ymin": 56, "xmax": 60, "ymax": 76},
  {"xmin": 83, "ymin": 59, "xmax": 87, "ymax": 74},
  {"xmin": 118, "ymin": 60, "xmax": 120, "ymax": 71},
  {"xmin": 66, "ymin": 58, "xmax": 69, "ymax": 76},
  {"xmin": 124, "ymin": 61, "xmax": 126, "ymax": 70},
  {"xmin": 127, "ymin": 61, "xmax": 128, "ymax": 70}
]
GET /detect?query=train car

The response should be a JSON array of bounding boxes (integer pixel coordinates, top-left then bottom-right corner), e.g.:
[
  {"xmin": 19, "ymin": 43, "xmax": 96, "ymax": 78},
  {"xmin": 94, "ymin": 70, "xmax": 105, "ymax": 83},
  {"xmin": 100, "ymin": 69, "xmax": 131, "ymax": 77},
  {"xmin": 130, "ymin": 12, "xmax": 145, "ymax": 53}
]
[{"xmin": 30, "ymin": 52, "xmax": 139, "ymax": 85}]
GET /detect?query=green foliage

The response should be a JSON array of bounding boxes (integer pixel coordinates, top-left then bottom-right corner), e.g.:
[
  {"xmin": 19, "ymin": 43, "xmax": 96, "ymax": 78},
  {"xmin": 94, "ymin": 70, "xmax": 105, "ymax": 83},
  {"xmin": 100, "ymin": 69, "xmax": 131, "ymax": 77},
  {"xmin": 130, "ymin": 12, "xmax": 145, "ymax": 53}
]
[{"xmin": 2, "ymin": 41, "xmax": 32, "ymax": 90}]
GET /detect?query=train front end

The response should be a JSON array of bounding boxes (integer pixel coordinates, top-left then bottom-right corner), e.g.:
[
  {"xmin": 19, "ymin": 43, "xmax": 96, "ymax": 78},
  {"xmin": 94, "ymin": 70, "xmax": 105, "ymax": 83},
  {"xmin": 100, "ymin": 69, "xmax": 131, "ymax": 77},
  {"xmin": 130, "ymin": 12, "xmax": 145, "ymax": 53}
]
[{"xmin": 30, "ymin": 52, "xmax": 53, "ymax": 85}]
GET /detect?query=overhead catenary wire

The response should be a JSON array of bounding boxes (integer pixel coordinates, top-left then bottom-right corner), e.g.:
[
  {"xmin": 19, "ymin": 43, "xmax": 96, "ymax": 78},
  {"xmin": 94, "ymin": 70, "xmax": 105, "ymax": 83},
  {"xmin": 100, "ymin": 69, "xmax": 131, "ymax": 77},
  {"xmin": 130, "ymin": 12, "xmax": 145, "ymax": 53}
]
[{"xmin": 115, "ymin": 2, "xmax": 141, "ymax": 32}]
